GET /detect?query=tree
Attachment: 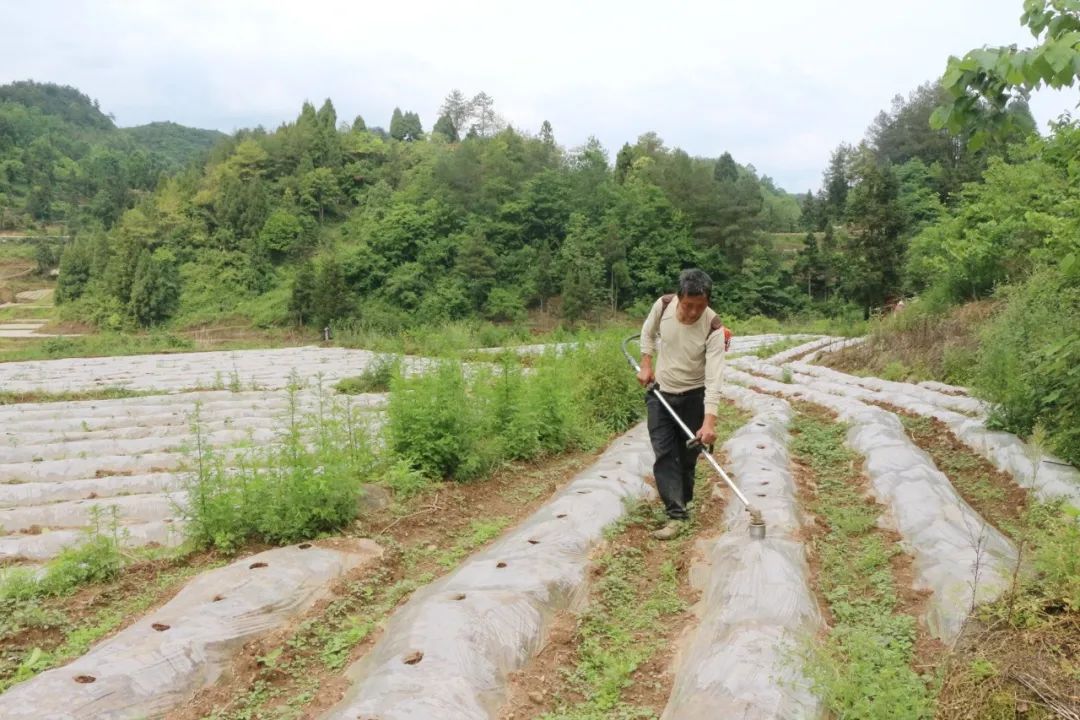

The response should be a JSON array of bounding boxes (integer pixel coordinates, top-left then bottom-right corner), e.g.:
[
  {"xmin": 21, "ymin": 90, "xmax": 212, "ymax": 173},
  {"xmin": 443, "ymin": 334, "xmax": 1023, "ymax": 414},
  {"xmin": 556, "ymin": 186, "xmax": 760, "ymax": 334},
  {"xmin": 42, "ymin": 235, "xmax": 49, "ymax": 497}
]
[
  {"xmin": 290, "ymin": 260, "xmax": 317, "ymax": 325},
  {"xmin": 439, "ymin": 90, "xmax": 473, "ymax": 137},
  {"xmin": 56, "ymin": 240, "xmax": 92, "ymax": 302},
  {"xmin": 314, "ymin": 259, "xmax": 351, "ymax": 326},
  {"xmin": 128, "ymin": 248, "xmax": 179, "ymax": 326},
  {"xmin": 933, "ymin": 0, "xmax": 1075, "ymax": 149},
  {"xmin": 300, "ymin": 167, "xmax": 340, "ymax": 222},
  {"xmin": 714, "ymin": 152, "xmax": 739, "ymax": 182},
  {"xmin": 842, "ymin": 149, "xmax": 904, "ymax": 316},
  {"xmin": 822, "ymin": 144, "xmax": 852, "ymax": 224},
  {"xmin": 389, "ymin": 108, "xmax": 405, "ymax": 141},
  {"xmin": 792, "ymin": 232, "xmax": 826, "ymax": 300},
  {"xmin": 258, "ymin": 209, "xmax": 305, "ymax": 260},
  {"xmin": 469, "ymin": 92, "xmax": 499, "ymax": 136},
  {"xmin": 539, "ymin": 120, "xmax": 555, "ymax": 146},
  {"xmin": 433, "ymin": 113, "xmax": 458, "ymax": 142},
  {"xmin": 559, "ymin": 214, "xmax": 604, "ymax": 321},
  {"xmin": 614, "ymin": 143, "xmax": 634, "ymax": 184},
  {"xmin": 455, "ymin": 232, "xmax": 498, "ymax": 309},
  {"xmin": 351, "ymin": 114, "xmax": 367, "ymax": 132},
  {"xmin": 400, "ymin": 111, "xmax": 424, "ymax": 141}
]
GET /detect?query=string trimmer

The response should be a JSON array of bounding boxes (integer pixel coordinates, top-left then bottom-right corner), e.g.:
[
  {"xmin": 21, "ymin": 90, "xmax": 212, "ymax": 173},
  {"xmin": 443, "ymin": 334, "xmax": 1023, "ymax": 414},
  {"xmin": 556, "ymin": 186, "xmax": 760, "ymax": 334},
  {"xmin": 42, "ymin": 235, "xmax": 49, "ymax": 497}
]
[{"xmin": 622, "ymin": 334, "xmax": 766, "ymax": 540}]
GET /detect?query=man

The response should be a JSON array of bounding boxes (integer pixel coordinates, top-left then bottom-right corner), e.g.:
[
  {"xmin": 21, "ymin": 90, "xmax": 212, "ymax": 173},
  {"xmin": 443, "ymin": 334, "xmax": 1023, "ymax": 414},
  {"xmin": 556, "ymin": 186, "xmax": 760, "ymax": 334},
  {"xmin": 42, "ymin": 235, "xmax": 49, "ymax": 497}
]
[{"xmin": 637, "ymin": 268, "xmax": 725, "ymax": 540}]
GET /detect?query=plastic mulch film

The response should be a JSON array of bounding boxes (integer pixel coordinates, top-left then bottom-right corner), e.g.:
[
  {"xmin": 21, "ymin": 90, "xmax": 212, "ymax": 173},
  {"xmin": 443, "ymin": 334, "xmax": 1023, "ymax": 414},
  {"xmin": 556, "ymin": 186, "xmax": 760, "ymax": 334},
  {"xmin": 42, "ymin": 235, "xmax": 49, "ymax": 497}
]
[
  {"xmin": 0, "ymin": 519, "xmax": 185, "ymax": 562},
  {"xmin": 319, "ymin": 424, "xmax": 657, "ymax": 720},
  {"xmin": 786, "ymin": 360, "xmax": 986, "ymax": 417},
  {"xmin": 917, "ymin": 379, "xmax": 971, "ymax": 396},
  {"xmin": 661, "ymin": 385, "xmax": 822, "ymax": 719},
  {"xmin": 764, "ymin": 336, "xmax": 843, "ymax": 365},
  {"xmin": 744, "ymin": 359, "xmax": 1080, "ymax": 509},
  {"xmin": 0, "ymin": 541, "xmax": 382, "ymax": 719},
  {"xmin": 799, "ymin": 336, "xmax": 866, "ymax": 363},
  {"xmin": 0, "ymin": 347, "xmax": 441, "ymax": 394},
  {"xmin": 728, "ymin": 360, "xmax": 1017, "ymax": 641}
]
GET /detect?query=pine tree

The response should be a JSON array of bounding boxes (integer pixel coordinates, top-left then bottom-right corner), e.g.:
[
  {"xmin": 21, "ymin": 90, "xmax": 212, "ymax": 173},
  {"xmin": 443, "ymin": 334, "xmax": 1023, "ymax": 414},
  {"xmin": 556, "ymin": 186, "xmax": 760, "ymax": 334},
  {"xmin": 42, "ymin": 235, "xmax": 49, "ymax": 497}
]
[
  {"xmin": 289, "ymin": 260, "xmax": 317, "ymax": 326},
  {"xmin": 389, "ymin": 108, "xmax": 405, "ymax": 141},
  {"xmin": 539, "ymin": 120, "xmax": 555, "ymax": 146},
  {"xmin": 433, "ymin": 113, "xmax": 458, "ymax": 142}
]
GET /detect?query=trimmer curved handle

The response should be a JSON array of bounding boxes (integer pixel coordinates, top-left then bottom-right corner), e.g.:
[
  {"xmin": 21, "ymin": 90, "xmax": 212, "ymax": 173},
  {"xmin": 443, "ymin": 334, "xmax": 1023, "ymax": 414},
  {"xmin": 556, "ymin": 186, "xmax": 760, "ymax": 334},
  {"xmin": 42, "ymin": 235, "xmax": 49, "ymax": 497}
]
[{"xmin": 621, "ymin": 333, "xmax": 643, "ymax": 373}]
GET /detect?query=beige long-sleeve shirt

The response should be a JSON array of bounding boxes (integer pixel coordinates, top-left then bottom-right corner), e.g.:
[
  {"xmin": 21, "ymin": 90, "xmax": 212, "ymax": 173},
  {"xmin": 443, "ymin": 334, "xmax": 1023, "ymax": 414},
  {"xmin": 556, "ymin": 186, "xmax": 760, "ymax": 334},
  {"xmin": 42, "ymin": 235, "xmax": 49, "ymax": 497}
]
[{"xmin": 640, "ymin": 295, "xmax": 725, "ymax": 416}]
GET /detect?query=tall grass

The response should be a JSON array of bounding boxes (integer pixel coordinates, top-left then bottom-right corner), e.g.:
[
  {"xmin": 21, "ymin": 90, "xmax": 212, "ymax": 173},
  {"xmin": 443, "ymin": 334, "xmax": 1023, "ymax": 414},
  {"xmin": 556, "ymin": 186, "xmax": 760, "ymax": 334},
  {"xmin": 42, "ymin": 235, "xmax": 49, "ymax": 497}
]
[
  {"xmin": 386, "ymin": 333, "xmax": 644, "ymax": 481},
  {"xmin": 183, "ymin": 382, "xmax": 378, "ymax": 551},
  {"xmin": 975, "ymin": 266, "xmax": 1080, "ymax": 465}
]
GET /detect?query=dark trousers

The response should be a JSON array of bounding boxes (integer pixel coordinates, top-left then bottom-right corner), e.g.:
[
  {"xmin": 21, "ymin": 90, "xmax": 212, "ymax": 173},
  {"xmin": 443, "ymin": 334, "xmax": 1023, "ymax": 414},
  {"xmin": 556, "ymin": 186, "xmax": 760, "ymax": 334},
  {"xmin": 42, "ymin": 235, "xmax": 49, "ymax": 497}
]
[{"xmin": 646, "ymin": 387, "xmax": 705, "ymax": 520}]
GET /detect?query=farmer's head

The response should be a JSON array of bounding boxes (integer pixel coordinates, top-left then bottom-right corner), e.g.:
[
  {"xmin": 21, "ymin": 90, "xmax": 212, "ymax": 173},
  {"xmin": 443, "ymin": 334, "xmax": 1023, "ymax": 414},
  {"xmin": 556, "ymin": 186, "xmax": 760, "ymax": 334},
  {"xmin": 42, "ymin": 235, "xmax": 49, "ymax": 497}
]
[{"xmin": 676, "ymin": 268, "xmax": 711, "ymax": 324}]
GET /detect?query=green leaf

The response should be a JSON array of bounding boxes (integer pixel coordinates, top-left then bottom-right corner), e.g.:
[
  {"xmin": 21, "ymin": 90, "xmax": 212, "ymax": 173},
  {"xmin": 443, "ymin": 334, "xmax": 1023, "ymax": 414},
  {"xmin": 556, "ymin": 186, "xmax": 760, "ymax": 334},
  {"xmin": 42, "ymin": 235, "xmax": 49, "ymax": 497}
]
[
  {"xmin": 942, "ymin": 64, "xmax": 966, "ymax": 90},
  {"xmin": 1043, "ymin": 40, "xmax": 1074, "ymax": 73},
  {"xmin": 972, "ymin": 49, "xmax": 1002, "ymax": 72},
  {"xmin": 1061, "ymin": 252, "xmax": 1079, "ymax": 279},
  {"xmin": 968, "ymin": 130, "xmax": 989, "ymax": 152},
  {"xmin": 929, "ymin": 106, "xmax": 951, "ymax": 130}
]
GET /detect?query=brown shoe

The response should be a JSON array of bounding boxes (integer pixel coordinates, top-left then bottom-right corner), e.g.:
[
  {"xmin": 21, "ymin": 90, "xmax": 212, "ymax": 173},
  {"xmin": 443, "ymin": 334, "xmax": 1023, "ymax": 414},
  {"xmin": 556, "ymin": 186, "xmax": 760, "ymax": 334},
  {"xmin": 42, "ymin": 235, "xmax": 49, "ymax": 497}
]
[{"xmin": 651, "ymin": 521, "xmax": 683, "ymax": 540}]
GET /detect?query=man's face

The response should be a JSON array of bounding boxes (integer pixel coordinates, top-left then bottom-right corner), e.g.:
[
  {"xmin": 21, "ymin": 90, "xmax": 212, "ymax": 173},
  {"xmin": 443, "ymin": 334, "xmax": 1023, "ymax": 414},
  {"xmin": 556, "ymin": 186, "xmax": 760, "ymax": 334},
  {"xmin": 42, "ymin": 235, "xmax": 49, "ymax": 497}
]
[{"xmin": 676, "ymin": 293, "xmax": 709, "ymax": 325}]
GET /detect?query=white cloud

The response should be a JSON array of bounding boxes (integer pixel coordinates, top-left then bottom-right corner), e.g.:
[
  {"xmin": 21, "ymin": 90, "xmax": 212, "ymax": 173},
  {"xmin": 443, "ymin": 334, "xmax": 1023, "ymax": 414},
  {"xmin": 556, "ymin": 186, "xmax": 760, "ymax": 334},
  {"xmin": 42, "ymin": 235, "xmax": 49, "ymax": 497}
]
[{"xmin": 3, "ymin": 0, "xmax": 1076, "ymax": 191}]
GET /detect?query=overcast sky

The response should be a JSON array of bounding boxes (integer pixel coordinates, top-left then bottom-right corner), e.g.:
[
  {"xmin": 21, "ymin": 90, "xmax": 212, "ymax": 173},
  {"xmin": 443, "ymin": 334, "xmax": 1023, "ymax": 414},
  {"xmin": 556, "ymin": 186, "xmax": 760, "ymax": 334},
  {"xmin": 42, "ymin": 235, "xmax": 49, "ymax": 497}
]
[{"xmin": 4, "ymin": 0, "xmax": 1077, "ymax": 192}]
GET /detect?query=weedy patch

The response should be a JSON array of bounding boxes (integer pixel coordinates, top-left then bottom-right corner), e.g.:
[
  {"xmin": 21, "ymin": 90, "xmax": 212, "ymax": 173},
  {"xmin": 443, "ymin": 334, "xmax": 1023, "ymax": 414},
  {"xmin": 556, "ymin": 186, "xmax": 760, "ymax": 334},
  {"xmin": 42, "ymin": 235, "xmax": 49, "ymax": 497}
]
[
  {"xmin": 171, "ymin": 450, "xmax": 596, "ymax": 720},
  {"xmin": 789, "ymin": 403, "xmax": 940, "ymax": 719},
  {"xmin": 501, "ymin": 401, "xmax": 748, "ymax": 720}
]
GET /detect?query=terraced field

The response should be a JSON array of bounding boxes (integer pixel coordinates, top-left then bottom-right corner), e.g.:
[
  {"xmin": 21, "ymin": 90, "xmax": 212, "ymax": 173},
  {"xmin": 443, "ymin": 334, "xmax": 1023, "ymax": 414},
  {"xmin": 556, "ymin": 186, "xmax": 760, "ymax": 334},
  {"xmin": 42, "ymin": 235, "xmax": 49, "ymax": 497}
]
[{"xmin": 0, "ymin": 337, "xmax": 1076, "ymax": 719}]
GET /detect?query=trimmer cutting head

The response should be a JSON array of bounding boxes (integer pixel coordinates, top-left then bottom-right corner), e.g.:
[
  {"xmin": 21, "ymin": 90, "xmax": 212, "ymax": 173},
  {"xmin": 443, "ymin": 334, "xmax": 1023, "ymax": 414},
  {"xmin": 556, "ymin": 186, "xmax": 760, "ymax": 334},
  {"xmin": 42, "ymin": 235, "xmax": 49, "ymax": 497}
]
[{"xmin": 748, "ymin": 507, "xmax": 767, "ymax": 540}]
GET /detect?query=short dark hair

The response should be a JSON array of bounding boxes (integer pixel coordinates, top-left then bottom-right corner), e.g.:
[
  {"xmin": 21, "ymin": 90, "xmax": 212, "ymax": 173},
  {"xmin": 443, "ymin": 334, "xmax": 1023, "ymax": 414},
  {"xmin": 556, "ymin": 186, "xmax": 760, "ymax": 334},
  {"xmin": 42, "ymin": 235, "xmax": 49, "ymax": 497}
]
[{"xmin": 677, "ymin": 268, "xmax": 712, "ymax": 298}]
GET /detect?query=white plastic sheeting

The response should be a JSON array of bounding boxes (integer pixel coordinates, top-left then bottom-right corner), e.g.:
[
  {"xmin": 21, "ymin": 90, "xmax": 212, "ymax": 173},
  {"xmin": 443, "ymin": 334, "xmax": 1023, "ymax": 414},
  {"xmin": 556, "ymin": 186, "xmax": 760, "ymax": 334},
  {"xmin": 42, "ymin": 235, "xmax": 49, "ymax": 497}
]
[
  {"xmin": 799, "ymin": 336, "xmax": 866, "ymax": 363},
  {"xmin": 0, "ymin": 472, "xmax": 182, "ymax": 508},
  {"xmin": 0, "ymin": 346, "xmax": 432, "ymax": 394},
  {"xmin": 918, "ymin": 379, "xmax": 970, "ymax": 396},
  {"xmin": 320, "ymin": 424, "xmax": 656, "ymax": 720},
  {"xmin": 743, "ymin": 359, "xmax": 1080, "ymax": 509},
  {"xmin": 763, "ymin": 336, "xmax": 843, "ymax": 365},
  {"xmin": 0, "ymin": 541, "xmax": 382, "ymax": 719},
  {"xmin": 729, "ymin": 359, "xmax": 1017, "ymax": 641},
  {"xmin": 0, "ymin": 492, "xmax": 184, "ymax": 533},
  {"xmin": 0, "ymin": 390, "xmax": 385, "ymax": 563},
  {"xmin": 662, "ymin": 386, "xmax": 821, "ymax": 720},
  {"xmin": 787, "ymin": 362, "xmax": 1078, "ymax": 505},
  {"xmin": 0, "ymin": 519, "xmax": 184, "ymax": 562},
  {"xmin": 787, "ymin": 361, "xmax": 985, "ymax": 416}
]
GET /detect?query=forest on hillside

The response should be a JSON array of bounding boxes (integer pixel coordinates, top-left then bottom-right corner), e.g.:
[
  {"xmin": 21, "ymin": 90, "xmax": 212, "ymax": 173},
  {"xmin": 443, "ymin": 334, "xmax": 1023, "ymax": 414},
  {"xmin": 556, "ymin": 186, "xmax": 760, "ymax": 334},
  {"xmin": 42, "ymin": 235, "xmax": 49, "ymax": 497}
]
[
  {"xmin": 1, "ymin": 78, "xmax": 1036, "ymax": 334},
  {"xmin": 0, "ymin": 81, "xmax": 224, "ymax": 231}
]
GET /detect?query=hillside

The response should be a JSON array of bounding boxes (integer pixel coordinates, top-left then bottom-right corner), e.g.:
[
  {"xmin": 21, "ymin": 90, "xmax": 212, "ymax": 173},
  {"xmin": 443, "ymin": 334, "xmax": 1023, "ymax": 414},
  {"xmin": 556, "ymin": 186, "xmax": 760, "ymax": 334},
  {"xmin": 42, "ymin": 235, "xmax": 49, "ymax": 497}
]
[
  {"xmin": 121, "ymin": 121, "xmax": 226, "ymax": 170},
  {"xmin": 0, "ymin": 80, "xmax": 226, "ymax": 231}
]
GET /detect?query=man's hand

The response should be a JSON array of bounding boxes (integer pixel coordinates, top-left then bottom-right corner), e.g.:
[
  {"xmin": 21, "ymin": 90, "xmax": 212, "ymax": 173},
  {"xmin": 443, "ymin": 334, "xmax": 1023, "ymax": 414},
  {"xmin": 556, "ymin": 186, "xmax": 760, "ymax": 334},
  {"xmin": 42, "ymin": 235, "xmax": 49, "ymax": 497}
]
[
  {"xmin": 637, "ymin": 356, "xmax": 655, "ymax": 387},
  {"xmin": 695, "ymin": 415, "xmax": 717, "ymax": 446}
]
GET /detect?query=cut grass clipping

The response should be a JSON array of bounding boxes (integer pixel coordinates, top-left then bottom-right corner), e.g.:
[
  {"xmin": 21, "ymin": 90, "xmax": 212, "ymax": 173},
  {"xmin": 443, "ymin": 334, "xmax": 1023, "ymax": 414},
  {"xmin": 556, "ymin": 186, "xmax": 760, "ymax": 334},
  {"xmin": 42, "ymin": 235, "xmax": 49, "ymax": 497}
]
[{"xmin": 790, "ymin": 406, "xmax": 938, "ymax": 719}]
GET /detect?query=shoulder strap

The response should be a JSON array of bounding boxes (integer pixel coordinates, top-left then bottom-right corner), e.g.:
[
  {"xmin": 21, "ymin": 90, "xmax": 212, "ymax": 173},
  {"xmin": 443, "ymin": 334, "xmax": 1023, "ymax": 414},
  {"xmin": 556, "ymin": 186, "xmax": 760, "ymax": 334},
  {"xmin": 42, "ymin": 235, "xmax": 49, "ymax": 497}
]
[
  {"xmin": 664, "ymin": 295, "xmax": 725, "ymax": 338},
  {"xmin": 709, "ymin": 316, "xmax": 724, "ymax": 337}
]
